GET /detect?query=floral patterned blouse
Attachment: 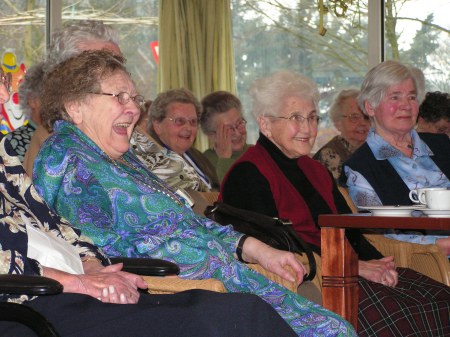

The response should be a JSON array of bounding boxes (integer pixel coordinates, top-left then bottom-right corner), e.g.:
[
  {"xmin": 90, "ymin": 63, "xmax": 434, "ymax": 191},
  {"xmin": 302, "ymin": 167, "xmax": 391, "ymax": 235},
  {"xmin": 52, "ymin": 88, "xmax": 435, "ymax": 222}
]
[
  {"xmin": 0, "ymin": 136, "xmax": 108, "ymax": 304},
  {"xmin": 5, "ymin": 120, "xmax": 36, "ymax": 163},
  {"xmin": 130, "ymin": 126, "xmax": 210, "ymax": 191},
  {"xmin": 313, "ymin": 135, "xmax": 358, "ymax": 180}
]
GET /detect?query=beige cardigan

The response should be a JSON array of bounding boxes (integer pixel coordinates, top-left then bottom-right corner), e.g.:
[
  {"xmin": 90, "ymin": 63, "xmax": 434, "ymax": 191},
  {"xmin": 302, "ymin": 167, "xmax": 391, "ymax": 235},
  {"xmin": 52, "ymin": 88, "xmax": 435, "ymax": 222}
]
[{"xmin": 23, "ymin": 125, "xmax": 51, "ymax": 177}]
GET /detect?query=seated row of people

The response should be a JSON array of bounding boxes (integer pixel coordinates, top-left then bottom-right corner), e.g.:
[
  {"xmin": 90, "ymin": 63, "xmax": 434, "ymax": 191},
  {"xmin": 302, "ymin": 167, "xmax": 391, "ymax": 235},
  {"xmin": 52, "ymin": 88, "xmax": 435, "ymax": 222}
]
[
  {"xmin": 25, "ymin": 45, "xmax": 450, "ymax": 336},
  {"xmin": 3, "ymin": 19, "xmax": 449, "ymax": 337}
]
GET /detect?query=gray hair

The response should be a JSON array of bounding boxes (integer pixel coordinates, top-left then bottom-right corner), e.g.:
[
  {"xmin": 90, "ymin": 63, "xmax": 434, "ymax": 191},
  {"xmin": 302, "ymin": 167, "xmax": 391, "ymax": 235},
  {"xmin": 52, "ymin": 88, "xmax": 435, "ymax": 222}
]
[
  {"xmin": 41, "ymin": 50, "xmax": 128, "ymax": 132},
  {"xmin": 18, "ymin": 62, "xmax": 45, "ymax": 117},
  {"xmin": 200, "ymin": 91, "xmax": 242, "ymax": 134},
  {"xmin": 45, "ymin": 20, "xmax": 119, "ymax": 70},
  {"xmin": 148, "ymin": 88, "xmax": 202, "ymax": 133},
  {"xmin": 328, "ymin": 89, "xmax": 360, "ymax": 124},
  {"xmin": 358, "ymin": 60, "xmax": 426, "ymax": 115},
  {"xmin": 249, "ymin": 70, "xmax": 320, "ymax": 119}
]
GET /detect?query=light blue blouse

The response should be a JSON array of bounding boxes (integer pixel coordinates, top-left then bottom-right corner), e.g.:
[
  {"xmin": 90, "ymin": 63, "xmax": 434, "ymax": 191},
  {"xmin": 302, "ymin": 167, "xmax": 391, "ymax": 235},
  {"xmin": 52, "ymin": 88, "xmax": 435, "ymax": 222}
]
[{"xmin": 344, "ymin": 128, "xmax": 449, "ymax": 248}]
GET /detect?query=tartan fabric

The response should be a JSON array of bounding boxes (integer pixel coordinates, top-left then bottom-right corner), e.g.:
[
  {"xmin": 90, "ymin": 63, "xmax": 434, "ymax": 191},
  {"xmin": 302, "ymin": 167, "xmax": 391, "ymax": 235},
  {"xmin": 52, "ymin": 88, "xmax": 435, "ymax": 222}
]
[{"xmin": 358, "ymin": 267, "xmax": 450, "ymax": 337}]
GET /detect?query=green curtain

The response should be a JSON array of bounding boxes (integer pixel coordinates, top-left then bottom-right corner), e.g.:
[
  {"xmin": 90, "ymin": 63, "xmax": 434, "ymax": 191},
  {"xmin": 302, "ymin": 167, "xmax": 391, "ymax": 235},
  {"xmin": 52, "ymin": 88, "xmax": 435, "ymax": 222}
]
[{"xmin": 158, "ymin": 0, "xmax": 236, "ymax": 150}]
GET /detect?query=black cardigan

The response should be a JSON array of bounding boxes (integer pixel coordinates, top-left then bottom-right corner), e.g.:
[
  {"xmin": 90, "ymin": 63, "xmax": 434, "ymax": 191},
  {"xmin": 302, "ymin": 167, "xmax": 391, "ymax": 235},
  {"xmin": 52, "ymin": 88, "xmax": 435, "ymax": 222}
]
[{"xmin": 340, "ymin": 133, "xmax": 450, "ymax": 205}]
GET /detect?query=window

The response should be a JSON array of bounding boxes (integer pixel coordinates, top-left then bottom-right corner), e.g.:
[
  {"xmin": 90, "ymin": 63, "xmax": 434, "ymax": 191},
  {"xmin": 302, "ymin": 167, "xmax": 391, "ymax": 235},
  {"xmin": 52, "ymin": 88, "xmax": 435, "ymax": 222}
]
[
  {"xmin": 0, "ymin": 1, "xmax": 158, "ymax": 132},
  {"xmin": 0, "ymin": 1, "xmax": 158, "ymax": 100},
  {"xmin": 384, "ymin": 0, "xmax": 450, "ymax": 92},
  {"xmin": 0, "ymin": 1, "xmax": 47, "ymax": 66},
  {"xmin": 232, "ymin": 0, "xmax": 449, "ymax": 150}
]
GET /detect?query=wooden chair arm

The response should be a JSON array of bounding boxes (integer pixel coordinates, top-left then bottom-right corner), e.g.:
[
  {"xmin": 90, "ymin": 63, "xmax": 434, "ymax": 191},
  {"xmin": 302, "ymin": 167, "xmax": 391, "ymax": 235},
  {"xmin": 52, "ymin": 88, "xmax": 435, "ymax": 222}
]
[
  {"xmin": 143, "ymin": 252, "xmax": 323, "ymax": 295},
  {"xmin": 143, "ymin": 276, "xmax": 226, "ymax": 294}
]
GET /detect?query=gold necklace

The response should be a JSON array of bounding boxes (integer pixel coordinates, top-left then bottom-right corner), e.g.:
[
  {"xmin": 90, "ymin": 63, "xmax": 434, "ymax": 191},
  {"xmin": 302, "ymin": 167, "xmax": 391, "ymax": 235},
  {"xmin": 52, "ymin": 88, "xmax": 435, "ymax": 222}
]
[{"xmin": 107, "ymin": 154, "xmax": 185, "ymax": 207}]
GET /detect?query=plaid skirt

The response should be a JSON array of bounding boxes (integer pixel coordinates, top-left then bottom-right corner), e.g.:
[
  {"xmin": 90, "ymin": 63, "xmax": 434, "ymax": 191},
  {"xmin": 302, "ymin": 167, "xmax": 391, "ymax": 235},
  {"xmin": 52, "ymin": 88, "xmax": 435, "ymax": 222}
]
[{"xmin": 358, "ymin": 267, "xmax": 450, "ymax": 337}]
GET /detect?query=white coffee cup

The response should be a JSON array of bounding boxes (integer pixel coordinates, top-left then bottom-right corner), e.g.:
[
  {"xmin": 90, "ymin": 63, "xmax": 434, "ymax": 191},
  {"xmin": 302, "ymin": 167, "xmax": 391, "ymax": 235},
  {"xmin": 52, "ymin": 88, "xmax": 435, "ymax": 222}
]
[{"xmin": 418, "ymin": 188, "xmax": 450, "ymax": 210}]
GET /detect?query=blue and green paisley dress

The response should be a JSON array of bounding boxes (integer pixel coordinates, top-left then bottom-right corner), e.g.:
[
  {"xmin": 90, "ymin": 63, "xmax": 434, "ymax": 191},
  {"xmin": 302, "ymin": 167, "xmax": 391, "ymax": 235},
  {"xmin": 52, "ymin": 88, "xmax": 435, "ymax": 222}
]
[{"xmin": 33, "ymin": 121, "xmax": 355, "ymax": 337}]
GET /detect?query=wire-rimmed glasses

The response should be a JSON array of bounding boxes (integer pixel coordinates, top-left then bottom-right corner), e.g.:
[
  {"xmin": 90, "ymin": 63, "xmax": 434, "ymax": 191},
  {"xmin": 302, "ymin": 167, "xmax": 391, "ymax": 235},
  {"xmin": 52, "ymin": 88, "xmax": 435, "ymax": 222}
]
[
  {"xmin": 341, "ymin": 113, "xmax": 370, "ymax": 123},
  {"xmin": 92, "ymin": 92, "xmax": 145, "ymax": 108},
  {"xmin": 208, "ymin": 118, "xmax": 247, "ymax": 134},
  {"xmin": 269, "ymin": 113, "xmax": 321, "ymax": 126},
  {"xmin": 166, "ymin": 116, "xmax": 199, "ymax": 127}
]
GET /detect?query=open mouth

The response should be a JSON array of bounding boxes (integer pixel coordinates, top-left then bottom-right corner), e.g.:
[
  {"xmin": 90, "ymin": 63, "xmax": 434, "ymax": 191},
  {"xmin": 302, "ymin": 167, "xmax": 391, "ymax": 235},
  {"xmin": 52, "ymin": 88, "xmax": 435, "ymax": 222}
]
[
  {"xmin": 293, "ymin": 137, "xmax": 310, "ymax": 142},
  {"xmin": 178, "ymin": 132, "xmax": 192, "ymax": 140},
  {"xmin": 113, "ymin": 122, "xmax": 132, "ymax": 135}
]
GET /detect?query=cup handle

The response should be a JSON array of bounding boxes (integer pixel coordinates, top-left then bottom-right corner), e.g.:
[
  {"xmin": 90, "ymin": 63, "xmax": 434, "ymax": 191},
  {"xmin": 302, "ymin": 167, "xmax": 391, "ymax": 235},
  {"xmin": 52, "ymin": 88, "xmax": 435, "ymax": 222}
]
[
  {"xmin": 418, "ymin": 192, "xmax": 427, "ymax": 205},
  {"xmin": 409, "ymin": 190, "xmax": 419, "ymax": 203}
]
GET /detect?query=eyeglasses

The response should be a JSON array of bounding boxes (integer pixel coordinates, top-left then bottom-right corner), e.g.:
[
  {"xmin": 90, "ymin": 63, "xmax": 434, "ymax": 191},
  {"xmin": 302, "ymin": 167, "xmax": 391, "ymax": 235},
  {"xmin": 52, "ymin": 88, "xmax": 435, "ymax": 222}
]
[
  {"xmin": 209, "ymin": 118, "xmax": 247, "ymax": 134},
  {"xmin": 341, "ymin": 113, "xmax": 370, "ymax": 123},
  {"xmin": 269, "ymin": 113, "xmax": 321, "ymax": 126},
  {"xmin": 0, "ymin": 71, "xmax": 12, "ymax": 92},
  {"xmin": 166, "ymin": 116, "xmax": 199, "ymax": 127},
  {"xmin": 92, "ymin": 92, "xmax": 145, "ymax": 108}
]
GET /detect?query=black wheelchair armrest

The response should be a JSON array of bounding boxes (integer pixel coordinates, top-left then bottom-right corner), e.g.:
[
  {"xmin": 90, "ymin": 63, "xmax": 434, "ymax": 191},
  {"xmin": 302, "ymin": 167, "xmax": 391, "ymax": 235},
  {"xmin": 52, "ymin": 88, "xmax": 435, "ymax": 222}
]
[
  {"xmin": 0, "ymin": 274, "xmax": 63, "ymax": 296},
  {"xmin": 109, "ymin": 257, "xmax": 180, "ymax": 276}
]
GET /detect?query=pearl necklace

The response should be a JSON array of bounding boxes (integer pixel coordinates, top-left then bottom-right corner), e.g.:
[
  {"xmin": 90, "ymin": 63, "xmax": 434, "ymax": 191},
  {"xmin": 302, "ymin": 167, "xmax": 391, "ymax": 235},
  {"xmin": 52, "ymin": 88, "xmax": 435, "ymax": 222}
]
[{"xmin": 107, "ymin": 154, "xmax": 185, "ymax": 207}]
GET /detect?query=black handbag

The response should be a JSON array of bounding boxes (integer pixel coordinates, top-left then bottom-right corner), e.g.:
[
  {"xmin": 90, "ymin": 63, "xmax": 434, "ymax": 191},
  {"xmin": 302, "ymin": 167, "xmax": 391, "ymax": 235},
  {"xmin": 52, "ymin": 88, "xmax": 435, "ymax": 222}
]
[{"xmin": 204, "ymin": 201, "xmax": 316, "ymax": 281}]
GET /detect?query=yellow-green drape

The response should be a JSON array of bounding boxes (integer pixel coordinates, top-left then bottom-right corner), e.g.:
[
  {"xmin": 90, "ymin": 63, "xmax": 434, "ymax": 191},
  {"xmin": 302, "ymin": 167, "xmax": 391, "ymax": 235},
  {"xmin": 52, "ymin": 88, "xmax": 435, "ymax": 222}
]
[{"xmin": 158, "ymin": 0, "xmax": 236, "ymax": 150}]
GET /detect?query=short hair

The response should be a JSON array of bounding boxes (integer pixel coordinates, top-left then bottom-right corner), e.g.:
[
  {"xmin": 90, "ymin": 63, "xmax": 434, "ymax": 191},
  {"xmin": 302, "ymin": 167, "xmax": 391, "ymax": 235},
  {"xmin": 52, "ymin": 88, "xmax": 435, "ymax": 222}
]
[
  {"xmin": 358, "ymin": 60, "xmax": 425, "ymax": 115},
  {"xmin": 148, "ymin": 88, "xmax": 202, "ymax": 133},
  {"xmin": 248, "ymin": 70, "xmax": 320, "ymax": 119},
  {"xmin": 18, "ymin": 62, "xmax": 45, "ymax": 117},
  {"xmin": 41, "ymin": 50, "xmax": 128, "ymax": 132},
  {"xmin": 328, "ymin": 89, "xmax": 360, "ymax": 124},
  {"xmin": 418, "ymin": 91, "xmax": 450, "ymax": 123},
  {"xmin": 46, "ymin": 20, "xmax": 119, "ymax": 70},
  {"xmin": 200, "ymin": 91, "xmax": 242, "ymax": 134}
]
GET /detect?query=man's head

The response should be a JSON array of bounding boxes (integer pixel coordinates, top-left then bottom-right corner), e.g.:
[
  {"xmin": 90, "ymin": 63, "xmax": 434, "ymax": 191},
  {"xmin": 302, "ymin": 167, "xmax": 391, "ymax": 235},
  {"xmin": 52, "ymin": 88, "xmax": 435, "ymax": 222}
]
[{"xmin": 45, "ymin": 20, "xmax": 121, "ymax": 71}]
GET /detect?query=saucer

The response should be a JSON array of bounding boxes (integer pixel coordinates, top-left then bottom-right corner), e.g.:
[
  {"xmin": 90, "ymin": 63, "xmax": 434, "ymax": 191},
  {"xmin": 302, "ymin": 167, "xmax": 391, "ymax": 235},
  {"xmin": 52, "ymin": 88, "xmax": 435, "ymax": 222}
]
[
  {"xmin": 421, "ymin": 209, "xmax": 450, "ymax": 218},
  {"xmin": 358, "ymin": 205, "xmax": 424, "ymax": 217}
]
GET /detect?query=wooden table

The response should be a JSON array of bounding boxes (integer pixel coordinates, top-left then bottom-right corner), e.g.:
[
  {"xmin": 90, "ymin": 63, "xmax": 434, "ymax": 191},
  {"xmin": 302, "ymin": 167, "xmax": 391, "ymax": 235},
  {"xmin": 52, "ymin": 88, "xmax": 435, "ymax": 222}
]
[{"xmin": 318, "ymin": 213, "xmax": 450, "ymax": 329}]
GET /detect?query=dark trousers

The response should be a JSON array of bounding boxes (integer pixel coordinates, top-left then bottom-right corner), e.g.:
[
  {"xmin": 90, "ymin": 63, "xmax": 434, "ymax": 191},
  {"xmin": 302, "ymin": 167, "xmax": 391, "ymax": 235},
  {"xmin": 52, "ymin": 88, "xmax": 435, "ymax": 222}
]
[{"xmin": 0, "ymin": 289, "xmax": 296, "ymax": 337}]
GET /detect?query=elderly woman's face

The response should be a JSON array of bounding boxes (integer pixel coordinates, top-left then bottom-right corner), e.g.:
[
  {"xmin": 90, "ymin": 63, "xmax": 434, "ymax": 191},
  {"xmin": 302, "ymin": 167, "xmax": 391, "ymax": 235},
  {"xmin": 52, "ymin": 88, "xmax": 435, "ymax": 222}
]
[
  {"xmin": 67, "ymin": 70, "xmax": 140, "ymax": 159},
  {"xmin": 209, "ymin": 108, "xmax": 247, "ymax": 152},
  {"xmin": 335, "ymin": 97, "xmax": 370, "ymax": 147},
  {"xmin": 366, "ymin": 78, "xmax": 419, "ymax": 137},
  {"xmin": 153, "ymin": 102, "xmax": 198, "ymax": 155},
  {"xmin": 261, "ymin": 96, "xmax": 318, "ymax": 159}
]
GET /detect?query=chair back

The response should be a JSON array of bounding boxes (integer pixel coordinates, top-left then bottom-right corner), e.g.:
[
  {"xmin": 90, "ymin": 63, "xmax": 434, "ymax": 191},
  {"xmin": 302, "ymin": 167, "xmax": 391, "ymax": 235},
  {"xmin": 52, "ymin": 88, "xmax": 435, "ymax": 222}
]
[{"xmin": 337, "ymin": 186, "xmax": 358, "ymax": 214}]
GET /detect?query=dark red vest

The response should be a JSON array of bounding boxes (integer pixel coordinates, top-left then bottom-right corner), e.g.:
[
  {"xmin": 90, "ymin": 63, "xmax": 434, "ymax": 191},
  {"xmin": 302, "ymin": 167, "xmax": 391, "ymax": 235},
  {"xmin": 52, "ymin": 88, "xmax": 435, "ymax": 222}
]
[{"xmin": 221, "ymin": 143, "xmax": 337, "ymax": 248}]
